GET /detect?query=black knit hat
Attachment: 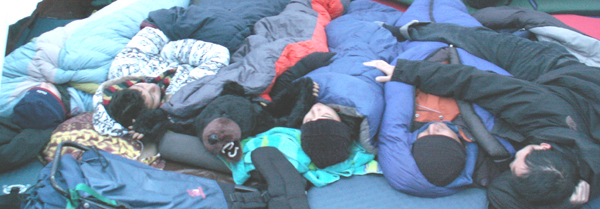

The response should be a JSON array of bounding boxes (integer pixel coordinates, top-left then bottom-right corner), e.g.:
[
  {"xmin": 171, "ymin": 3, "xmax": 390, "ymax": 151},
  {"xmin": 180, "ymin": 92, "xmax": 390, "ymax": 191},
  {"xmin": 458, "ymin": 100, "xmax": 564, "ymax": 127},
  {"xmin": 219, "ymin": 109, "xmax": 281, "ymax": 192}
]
[
  {"xmin": 12, "ymin": 87, "xmax": 66, "ymax": 129},
  {"xmin": 301, "ymin": 119, "xmax": 352, "ymax": 169},
  {"xmin": 412, "ymin": 135, "xmax": 466, "ymax": 187}
]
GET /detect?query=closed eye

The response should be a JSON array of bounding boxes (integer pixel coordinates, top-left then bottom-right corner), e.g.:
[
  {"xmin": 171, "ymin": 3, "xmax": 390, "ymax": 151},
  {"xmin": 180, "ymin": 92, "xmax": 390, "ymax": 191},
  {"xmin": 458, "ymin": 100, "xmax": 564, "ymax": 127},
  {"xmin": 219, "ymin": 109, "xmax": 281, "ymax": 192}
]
[{"xmin": 317, "ymin": 114, "xmax": 334, "ymax": 120}]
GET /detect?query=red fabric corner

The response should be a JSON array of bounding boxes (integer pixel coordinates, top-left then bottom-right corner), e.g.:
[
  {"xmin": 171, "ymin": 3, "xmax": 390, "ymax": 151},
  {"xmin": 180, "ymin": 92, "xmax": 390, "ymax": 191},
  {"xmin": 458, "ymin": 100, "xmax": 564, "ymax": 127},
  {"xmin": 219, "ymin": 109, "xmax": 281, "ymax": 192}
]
[
  {"xmin": 259, "ymin": 0, "xmax": 343, "ymax": 101},
  {"xmin": 553, "ymin": 14, "xmax": 600, "ymax": 40}
]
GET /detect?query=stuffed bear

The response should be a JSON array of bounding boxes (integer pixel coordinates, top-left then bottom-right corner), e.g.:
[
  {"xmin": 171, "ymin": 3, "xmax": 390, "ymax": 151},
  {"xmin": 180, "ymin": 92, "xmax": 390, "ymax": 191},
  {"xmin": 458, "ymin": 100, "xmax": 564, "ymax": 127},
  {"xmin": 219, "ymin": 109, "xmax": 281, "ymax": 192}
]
[{"xmin": 195, "ymin": 78, "xmax": 318, "ymax": 162}]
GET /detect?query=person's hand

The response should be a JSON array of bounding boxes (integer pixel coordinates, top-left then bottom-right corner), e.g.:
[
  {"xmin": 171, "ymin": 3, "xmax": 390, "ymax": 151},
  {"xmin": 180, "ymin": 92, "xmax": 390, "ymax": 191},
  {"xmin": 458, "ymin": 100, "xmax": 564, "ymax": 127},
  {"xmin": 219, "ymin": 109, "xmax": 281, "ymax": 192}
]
[
  {"xmin": 363, "ymin": 60, "xmax": 395, "ymax": 82},
  {"xmin": 128, "ymin": 119, "xmax": 144, "ymax": 140},
  {"xmin": 570, "ymin": 180, "xmax": 590, "ymax": 205},
  {"xmin": 312, "ymin": 81, "xmax": 319, "ymax": 97}
]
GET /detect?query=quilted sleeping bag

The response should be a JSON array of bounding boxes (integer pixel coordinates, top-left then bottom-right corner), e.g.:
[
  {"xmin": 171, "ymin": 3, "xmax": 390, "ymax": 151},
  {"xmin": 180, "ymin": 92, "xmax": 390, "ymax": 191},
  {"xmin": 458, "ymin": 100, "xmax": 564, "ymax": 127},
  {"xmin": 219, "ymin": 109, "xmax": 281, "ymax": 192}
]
[
  {"xmin": 146, "ymin": 0, "xmax": 291, "ymax": 53},
  {"xmin": 0, "ymin": 0, "xmax": 189, "ymax": 117},
  {"xmin": 163, "ymin": 0, "xmax": 345, "ymax": 124}
]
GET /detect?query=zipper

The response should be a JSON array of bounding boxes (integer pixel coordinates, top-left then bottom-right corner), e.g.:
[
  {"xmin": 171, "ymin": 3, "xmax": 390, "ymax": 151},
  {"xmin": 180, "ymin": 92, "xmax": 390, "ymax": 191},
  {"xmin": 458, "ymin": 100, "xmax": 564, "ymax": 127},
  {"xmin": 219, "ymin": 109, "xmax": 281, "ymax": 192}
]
[{"xmin": 416, "ymin": 104, "xmax": 442, "ymax": 114}]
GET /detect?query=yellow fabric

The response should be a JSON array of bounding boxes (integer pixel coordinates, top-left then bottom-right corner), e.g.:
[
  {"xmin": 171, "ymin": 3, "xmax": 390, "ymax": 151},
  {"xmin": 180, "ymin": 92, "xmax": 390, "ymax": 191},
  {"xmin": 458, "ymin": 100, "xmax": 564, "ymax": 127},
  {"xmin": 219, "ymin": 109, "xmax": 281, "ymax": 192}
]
[
  {"xmin": 69, "ymin": 82, "xmax": 101, "ymax": 94},
  {"xmin": 43, "ymin": 129, "xmax": 142, "ymax": 162},
  {"xmin": 41, "ymin": 112, "xmax": 164, "ymax": 169}
]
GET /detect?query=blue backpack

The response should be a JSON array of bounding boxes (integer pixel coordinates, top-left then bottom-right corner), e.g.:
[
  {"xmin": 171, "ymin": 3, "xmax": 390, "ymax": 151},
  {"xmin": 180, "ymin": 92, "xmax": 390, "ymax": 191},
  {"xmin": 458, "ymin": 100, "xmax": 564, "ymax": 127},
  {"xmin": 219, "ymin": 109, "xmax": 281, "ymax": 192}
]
[{"xmin": 22, "ymin": 142, "xmax": 228, "ymax": 209}]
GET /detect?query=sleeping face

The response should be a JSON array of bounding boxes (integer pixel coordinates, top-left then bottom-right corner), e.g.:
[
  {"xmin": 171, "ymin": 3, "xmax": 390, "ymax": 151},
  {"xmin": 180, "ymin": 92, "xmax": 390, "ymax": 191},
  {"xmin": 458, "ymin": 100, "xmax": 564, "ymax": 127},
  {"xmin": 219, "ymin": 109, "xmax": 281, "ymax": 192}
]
[
  {"xmin": 40, "ymin": 82, "xmax": 61, "ymax": 100},
  {"xmin": 303, "ymin": 103, "xmax": 341, "ymax": 124},
  {"xmin": 417, "ymin": 122, "xmax": 461, "ymax": 144},
  {"xmin": 130, "ymin": 83, "xmax": 161, "ymax": 109},
  {"xmin": 201, "ymin": 117, "xmax": 243, "ymax": 162}
]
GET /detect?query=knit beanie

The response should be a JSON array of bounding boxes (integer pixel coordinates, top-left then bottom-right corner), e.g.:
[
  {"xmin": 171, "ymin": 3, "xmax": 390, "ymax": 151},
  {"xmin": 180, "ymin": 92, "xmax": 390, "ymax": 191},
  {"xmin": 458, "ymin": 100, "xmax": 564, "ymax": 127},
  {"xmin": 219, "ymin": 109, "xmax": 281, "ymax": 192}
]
[
  {"xmin": 412, "ymin": 135, "xmax": 466, "ymax": 187},
  {"xmin": 12, "ymin": 87, "xmax": 66, "ymax": 129},
  {"xmin": 301, "ymin": 119, "xmax": 352, "ymax": 169}
]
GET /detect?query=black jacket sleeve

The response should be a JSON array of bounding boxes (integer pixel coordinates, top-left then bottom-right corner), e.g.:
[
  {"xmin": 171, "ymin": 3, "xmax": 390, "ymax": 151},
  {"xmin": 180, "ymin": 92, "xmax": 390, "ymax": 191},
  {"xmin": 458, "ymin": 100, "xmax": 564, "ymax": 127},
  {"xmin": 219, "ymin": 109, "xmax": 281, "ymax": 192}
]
[
  {"xmin": 391, "ymin": 59, "xmax": 597, "ymax": 148},
  {"xmin": 402, "ymin": 23, "xmax": 579, "ymax": 82},
  {"xmin": 266, "ymin": 77, "xmax": 317, "ymax": 128},
  {"xmin": 391, "ymin": 59, "xmax": 577, "ymax": 136},
  {"xmin": 0, "ymin": 118, "xmax": 53, "ymax": 172},
  {"xmin": 269, "ymin": 52, "xmax": 336, "ymax": 98}
]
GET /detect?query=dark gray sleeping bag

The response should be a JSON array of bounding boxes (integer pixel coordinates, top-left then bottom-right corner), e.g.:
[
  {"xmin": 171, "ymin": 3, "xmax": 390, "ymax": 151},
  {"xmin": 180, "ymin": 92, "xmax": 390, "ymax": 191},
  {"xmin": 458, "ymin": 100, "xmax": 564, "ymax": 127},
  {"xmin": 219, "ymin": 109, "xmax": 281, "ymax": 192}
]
[{"xmin": 146, "ymin": 0, "xmax": 291, "ymax": 53}]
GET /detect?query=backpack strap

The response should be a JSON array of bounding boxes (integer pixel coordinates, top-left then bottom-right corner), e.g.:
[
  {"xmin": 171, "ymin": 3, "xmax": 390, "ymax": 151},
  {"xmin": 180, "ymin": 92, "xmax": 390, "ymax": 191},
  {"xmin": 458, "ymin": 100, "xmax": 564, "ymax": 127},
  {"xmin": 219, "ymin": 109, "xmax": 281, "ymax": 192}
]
[{"xmin": 66, "ymin": 183, "xmax": 122, "ymax": 209}]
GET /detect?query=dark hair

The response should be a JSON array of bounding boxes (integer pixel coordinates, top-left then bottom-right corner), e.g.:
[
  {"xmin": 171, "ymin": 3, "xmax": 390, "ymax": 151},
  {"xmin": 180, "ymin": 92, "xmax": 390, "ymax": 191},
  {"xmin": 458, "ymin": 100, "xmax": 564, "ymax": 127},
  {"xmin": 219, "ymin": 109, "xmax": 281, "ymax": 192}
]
[
  {"xmin": 509, "ymin": 149, "xmax": 579, "ymax": 205},
  {"xmin": 106, "ymin": 89, "xmax": 147, "ymax": 128}
]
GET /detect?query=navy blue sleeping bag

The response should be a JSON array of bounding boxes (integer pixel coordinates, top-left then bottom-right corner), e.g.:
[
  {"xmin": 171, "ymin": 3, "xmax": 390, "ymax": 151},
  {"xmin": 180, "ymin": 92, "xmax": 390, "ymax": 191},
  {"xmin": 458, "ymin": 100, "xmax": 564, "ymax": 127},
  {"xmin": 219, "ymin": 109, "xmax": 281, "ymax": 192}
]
[{"xmin": 146, "ymin": 0, "xmax": 290, "ymax": 53}]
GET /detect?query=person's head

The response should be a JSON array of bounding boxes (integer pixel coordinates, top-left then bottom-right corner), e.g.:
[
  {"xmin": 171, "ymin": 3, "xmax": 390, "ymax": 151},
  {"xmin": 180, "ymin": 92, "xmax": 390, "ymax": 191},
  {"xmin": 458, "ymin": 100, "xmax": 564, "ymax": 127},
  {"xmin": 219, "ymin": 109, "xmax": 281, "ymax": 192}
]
[
  {"xmin": 303, "ymin": 102, "xmax": 342, "ymax": 124},
  {"xmin": 12, "ymin": 85, "xmax": 67, "ymax": 129},
  {"xmin": 509, "ymin": 143, "xmax": 579, "ymax": 205},
  {"xmin": 129, "ymin": 82, "xmax": 162, "ymax": 109},
  {"xmin": 40, "ymin": 82, "xmax": 61, "ymax": 99},
  {"xmin": 300, "ymin": 103, "xmax": 353, "ymax": 168},
  {"xmin": 107, "ymin": 89, "xmax": 148, "ymax": 128},
  {"xmin": 412, "ymin": 122, "xmax": 466, "ymax": 187},
  {"xmin": 106, "ymin": 82, "xmax": 161, "ymax": 127}
]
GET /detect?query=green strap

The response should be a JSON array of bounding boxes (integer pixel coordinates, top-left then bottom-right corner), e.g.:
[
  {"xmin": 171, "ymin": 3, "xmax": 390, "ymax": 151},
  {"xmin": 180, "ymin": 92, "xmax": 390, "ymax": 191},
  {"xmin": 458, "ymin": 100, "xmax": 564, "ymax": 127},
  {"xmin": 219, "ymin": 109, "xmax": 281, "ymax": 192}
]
[{"xmin": 66, "ymin": 183, "xmax": 119, "ymax": 209}]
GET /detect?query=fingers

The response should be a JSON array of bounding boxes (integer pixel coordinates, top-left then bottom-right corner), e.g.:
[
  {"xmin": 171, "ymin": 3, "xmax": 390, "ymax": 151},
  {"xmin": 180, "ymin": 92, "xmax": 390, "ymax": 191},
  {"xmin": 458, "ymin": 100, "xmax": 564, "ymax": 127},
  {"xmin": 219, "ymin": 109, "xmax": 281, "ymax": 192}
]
[
  {"xmin": 313, "ymin": 82, "xmax": 320, "ymax": 97},
  {"xmin": 580, "ymin": 180, "xmax": 590, "ymax": 203},
  {"xmin": 132, "ymin": 132, "xmax": 144, "ymax": 140},
  {"xmin": 128, "ymin": 119, "xmax": 136, "ymax": 130},
  {"xmin": 363, "ymin": 60, "xmax": 387, "ymax": 66},
  {"xmin": 128, "ymin": 130, "xmax": 144, "ymax": 140},
  {"xmin": 363, "ymin": 60, "xmax": 391, "ymax": 69},
  {"xmin": 570, "ymin": 180, "xmax": 590, "ymax": 204},
  {"xmin": 364, "ymin": 60, "xmax": 395, "ymax": 77},
  {"xmin": 375, "ymin": 75, "xmax": 391, "ymax": 83}
]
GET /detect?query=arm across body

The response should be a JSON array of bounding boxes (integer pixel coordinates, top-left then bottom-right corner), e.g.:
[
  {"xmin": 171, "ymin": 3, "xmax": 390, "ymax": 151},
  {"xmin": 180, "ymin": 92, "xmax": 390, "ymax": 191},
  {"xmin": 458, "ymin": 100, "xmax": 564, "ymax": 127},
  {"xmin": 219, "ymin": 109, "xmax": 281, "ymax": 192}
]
[
  {"xmin": 366, "ymin": 58, "xmax": 595, "ymax": 160},
  {"xmin": 390, "ymin": 22, "xmax": 579, "ymax": 82},
  {"xmin": 389, "ymin": 59, "xmax": 575, "ymax": 136}
]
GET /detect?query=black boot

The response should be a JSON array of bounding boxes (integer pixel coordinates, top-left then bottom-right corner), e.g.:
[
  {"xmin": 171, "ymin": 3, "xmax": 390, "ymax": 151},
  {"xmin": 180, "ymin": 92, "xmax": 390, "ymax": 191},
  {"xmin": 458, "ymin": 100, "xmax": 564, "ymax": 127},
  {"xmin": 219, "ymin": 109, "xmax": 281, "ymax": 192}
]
[{"xmin": 251, "ymin": 147, "xmax": 310, "ymax": 209}]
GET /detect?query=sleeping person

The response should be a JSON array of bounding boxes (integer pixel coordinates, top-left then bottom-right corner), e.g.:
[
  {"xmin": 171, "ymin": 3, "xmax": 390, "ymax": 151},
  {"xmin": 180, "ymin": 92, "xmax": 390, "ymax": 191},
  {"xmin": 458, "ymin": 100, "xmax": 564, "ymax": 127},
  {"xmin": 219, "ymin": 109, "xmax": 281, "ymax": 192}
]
[
  {"xmin": 158, "ymin": 51, "xmax": 367, "ymax": 173},
  {"xmin": 367, "ymin": 21, "xmax": 600, "ymax": 208},
  {"xmin": 92, "ymin": 26, "xmax": 230, "ymax": 140},
  {"xmin": 364, "ymin": 46, "xmax": 515, "ymax": 198},
  {"xmin": 10, "ymin": 82, "xmax": 93, "ymax": 130},
  {"xmin": 191, "ymin": 52, "xmax": 359, "ymax": 165}
]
